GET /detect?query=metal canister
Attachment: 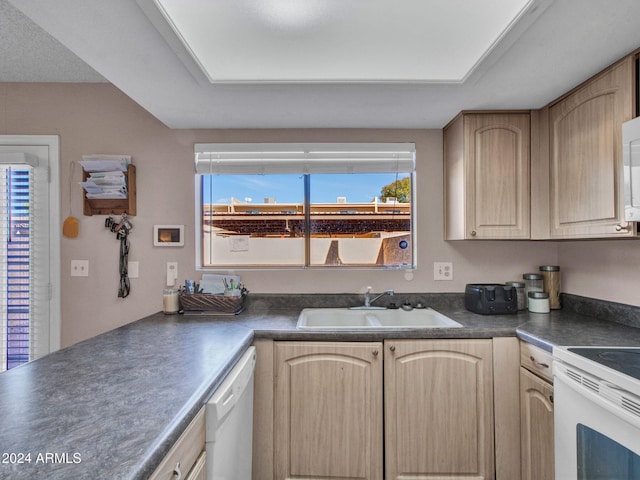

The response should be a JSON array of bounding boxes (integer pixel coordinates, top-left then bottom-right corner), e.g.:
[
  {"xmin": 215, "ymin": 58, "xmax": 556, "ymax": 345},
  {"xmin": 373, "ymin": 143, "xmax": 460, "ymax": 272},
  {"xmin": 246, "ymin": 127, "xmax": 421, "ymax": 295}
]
[{"xmin": 539, "ymin": 265, "xmax": 561, "ymax": 309}]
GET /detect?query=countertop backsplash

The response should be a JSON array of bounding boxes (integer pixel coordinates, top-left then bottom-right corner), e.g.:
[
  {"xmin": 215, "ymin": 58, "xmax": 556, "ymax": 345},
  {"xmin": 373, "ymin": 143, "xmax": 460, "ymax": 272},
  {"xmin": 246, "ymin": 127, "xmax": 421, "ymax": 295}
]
[
  {"xmin": 561, "ymin": 293, "xmax": 640, "ymax": 329},
  {"xmin": 244, "ymin": 292, "xmax": 640, "ymax": 329}
]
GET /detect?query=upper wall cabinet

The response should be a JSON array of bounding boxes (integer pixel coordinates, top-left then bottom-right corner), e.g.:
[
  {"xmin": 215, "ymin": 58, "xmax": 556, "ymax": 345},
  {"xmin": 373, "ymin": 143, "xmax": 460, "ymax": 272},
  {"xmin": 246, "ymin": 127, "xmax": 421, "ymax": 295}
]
[
  {"xmin": 547, "ymin": 55, "xmax": 636, "ymax": 238},
  {"xmin": 444, "ymin": 112, "xmax": 531, "ymax": 240}
]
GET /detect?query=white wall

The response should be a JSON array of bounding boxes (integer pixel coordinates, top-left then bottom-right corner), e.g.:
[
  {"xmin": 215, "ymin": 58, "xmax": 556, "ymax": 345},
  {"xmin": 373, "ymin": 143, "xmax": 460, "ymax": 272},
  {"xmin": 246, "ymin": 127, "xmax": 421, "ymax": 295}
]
[{"xmin": 2, "ymin": 82, "xmax": 632, "ymax": 348}]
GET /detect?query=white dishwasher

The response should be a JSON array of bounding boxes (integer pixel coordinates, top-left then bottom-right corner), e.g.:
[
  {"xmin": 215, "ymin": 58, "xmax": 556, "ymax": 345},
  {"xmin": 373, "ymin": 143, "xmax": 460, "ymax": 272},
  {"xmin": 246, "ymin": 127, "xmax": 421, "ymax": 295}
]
[{"xmin": 206, "ymin": 346, "xmax": 256, "ymax": 480}]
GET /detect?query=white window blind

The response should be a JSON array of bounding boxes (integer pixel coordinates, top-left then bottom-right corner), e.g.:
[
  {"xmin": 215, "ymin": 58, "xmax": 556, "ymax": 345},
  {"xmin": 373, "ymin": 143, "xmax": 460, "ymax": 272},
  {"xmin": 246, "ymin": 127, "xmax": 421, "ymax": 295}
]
[
  {"xmin": 195, "ymin": 143, "xmax": 416, "ymax": 175},
  {"xmin": 0, "ymin": 152, "xmax": 50, "ymax": 371}
]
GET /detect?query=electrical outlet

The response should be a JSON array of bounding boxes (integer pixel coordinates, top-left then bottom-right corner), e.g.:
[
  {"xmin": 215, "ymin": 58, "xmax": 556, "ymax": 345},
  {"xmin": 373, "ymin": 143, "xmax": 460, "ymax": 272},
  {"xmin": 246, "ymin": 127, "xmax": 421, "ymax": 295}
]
[
  {"xmin": 167, "ymin": 262, "xmax": 178, "ymax": 286},
  {"xmin": 433, "ymin": 262, "xmax": 453, "ymax": 281},
  {"xmin": 71, "ymin": 260, "xmax": 89, "ymax": 277}
]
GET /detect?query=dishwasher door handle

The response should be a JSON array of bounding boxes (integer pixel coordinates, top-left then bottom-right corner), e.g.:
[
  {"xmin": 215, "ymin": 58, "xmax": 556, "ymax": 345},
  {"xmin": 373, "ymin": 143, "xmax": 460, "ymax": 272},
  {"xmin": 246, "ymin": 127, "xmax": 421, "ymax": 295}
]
[{"xmin": 208, "ymin": 347, "xmax": 256, "ymax": 426}]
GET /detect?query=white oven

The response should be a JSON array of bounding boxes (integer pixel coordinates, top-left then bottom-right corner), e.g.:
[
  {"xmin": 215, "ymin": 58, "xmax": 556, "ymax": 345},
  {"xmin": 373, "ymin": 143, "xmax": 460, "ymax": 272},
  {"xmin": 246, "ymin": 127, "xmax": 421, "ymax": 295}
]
[{"xmin": 553, "ymin": 346, "xmax": 640, "ymax": 479}]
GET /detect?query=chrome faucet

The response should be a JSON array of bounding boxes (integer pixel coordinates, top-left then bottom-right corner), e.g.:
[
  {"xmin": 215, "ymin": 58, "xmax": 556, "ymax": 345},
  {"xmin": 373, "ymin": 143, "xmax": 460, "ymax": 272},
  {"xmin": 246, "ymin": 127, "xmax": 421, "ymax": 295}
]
[{"xmin": 363, "ymin": 286, "xmax": 394, "ymax": 308}]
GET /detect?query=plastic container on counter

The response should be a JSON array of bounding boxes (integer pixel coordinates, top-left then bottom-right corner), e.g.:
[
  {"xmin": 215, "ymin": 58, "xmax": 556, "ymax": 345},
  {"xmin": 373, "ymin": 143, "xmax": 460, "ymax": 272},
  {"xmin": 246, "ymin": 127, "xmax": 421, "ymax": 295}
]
[
  {"xmin": 523, "ymin": 273, "xmax": 544, "ymax": 308},
  {"xmin": 163, "ymin": 287, "xmax": 180, "ymax": 314},
  {"xmin": 528, "ymin": 291, "xmax": 550, "ymax": 313}
]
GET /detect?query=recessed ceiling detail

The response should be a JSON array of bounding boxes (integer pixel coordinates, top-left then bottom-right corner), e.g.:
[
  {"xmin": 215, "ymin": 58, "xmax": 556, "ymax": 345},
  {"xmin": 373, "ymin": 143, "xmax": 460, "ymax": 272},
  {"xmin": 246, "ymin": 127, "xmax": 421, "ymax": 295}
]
[
  {"xmin": 153, "ymin": 0, "xmax": 532, "ymax": 83},
  {"xmin": 6, "ymin": 0, "xmax": 640, "ymax": 129}
]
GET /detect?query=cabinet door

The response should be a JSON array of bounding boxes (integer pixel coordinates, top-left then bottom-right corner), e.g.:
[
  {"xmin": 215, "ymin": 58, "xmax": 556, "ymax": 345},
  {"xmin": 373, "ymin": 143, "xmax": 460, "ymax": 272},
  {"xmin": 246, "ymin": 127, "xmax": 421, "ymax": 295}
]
[
  {"xmin": 465, "ymin": 114, "xmax": 531, "ymax": 239},
  {"xmin": 549, "ymin": 56, "xmax": 634, "ymax": 238},
  {"xmin": 185, "ymin": 451, "xmax": 206, "ymax": 480},
  {"xmin": 444, "ymin": 112, "xmax": 530, "ymax": 239},
  {"xmin": 384, "ymin": 339, "xmax": 494, "ymax": 480},
  {"xmin": 149, "ymin": 408, "xmax": 205, "ymax": 480},
  {"xmin": 274, "ymin": 342, "xmax": 383, "ymax": 480},
  {"xmin": 520, "ymin": 367, "xmax": 554, "ymax": 480}
]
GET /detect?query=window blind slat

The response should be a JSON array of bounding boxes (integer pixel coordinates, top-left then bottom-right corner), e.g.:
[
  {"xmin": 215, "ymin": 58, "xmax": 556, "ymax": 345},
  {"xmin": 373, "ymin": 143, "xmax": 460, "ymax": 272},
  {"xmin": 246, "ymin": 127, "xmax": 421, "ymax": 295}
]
[{"xmin": 195, "ymin": 143, "xmax": 416, "ymax": 174}]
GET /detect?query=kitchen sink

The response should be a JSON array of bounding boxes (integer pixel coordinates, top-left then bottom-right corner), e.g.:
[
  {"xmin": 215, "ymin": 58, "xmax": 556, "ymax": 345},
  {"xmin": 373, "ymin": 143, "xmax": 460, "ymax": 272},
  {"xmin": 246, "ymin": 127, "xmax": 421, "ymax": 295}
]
[{"xmin": 296, "ymin": 307, "xmax": 463, "ymax": 330}]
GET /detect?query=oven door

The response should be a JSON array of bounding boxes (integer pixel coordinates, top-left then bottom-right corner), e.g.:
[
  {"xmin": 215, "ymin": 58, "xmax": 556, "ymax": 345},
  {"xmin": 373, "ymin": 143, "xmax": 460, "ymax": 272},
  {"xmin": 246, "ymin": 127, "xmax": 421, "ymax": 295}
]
[{"xmin": 555, "ymin": 362, "xmax": 640, "ymax": 479}]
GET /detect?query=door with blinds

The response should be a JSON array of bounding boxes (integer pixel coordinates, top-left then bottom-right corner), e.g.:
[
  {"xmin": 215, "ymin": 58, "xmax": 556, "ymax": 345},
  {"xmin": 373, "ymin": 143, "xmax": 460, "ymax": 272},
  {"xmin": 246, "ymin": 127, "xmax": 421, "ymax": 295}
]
[{"xmin": 0, "ymin": 136, "xmax": 60, "ymax": 372}]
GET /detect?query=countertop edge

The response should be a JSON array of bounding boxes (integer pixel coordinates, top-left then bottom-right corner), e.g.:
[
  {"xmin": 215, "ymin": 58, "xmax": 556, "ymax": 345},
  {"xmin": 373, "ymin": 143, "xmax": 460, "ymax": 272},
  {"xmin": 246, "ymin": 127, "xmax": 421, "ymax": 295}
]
[{"xmin": 136, "ymin": 332, "xmax": 254, "ymax": 480}]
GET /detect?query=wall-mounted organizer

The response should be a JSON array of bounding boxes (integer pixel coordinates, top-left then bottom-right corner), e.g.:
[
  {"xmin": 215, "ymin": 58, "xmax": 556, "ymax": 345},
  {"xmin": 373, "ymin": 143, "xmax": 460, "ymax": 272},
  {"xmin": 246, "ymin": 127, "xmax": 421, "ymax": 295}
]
[{"xmin": 80, "ymin": 155, "xmax": 136, "ymax": 216}]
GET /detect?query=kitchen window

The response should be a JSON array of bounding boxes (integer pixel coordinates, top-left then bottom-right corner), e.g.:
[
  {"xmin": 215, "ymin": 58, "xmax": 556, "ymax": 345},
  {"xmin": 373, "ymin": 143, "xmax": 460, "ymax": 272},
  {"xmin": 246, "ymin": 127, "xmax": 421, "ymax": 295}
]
[
  {"xmin": 0, "ymin": 136, "xmax": 60, "ymax": 372},
  {"xmin": 195, "ymin": 143, "xmax": 416, "ymax": 269}
]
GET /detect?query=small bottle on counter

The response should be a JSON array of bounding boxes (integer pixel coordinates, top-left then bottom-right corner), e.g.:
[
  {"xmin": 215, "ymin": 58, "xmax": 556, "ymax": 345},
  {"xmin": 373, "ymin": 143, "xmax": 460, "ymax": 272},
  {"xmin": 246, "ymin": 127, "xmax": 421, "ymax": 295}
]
[
  {"xmin": 528, "ymin": 291, "xmax": 550, "ymax": 313},
  {"xmin": 505, "ymin": 281, "xmax": 526, "ymax": 310},
  {"xmin": 523, "ymin": 273, "xmax": 544, "ymax": 308},
  {"xmin": 163, "ymin": 287, "xmax": 180, "ymax": 314},
  {"xmin": 539, "ymin": 265, "xmax": 561, "ymax": 309}
]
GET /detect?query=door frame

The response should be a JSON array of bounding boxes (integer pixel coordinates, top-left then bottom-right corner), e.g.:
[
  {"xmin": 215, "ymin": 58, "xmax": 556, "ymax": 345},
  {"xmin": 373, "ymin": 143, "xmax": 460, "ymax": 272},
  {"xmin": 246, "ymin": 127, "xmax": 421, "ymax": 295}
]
[{"xmin": 0, "ymin": 135, "xmax": 61, "ymax": 356}]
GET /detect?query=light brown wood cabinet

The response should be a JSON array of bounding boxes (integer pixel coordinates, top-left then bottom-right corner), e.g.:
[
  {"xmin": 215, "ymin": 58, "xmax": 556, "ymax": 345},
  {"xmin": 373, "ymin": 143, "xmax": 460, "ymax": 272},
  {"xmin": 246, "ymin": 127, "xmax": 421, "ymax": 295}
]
[
  {"xmin": 273, "ymin": 341, "xmax": 384, "ymax": 480},
  {"xmin": 149, "ymin": 407, "xmax": 206, "ymax": 480},
  {"xmin": 384, "ymin": 339, "xmax": 495, "ymax": 480},
  {"xmin": 444, "ymin": 112, "xmax": 531, "ymax": 239},
  {"xmin": 547, "ymin": 55, "xmax": 636, "ymax": 238},
  {"xmin": 267, "ymin": 340, "xmax": 495, "ymax": 480},
  {"xmin": 519, "ymin": 342, "xmax": 554, "ymax": 480}
]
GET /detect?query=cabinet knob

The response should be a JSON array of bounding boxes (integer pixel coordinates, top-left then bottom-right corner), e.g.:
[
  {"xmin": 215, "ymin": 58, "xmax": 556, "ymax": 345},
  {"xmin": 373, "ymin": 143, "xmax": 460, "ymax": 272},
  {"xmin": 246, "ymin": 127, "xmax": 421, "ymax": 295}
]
[
  {"xmin": 616, "ymin": 223, "xmax": 630, "ymax": 232},
  {"xmin": 389, "ymin": 345, "xmax": 396, "ymax": 352},
  {"xmin": 549, "ymin": 394, "xmax": 554, "ymax": 404},
  {"xmin": 372, "ymin": 350, "xmax": 379, "ymax": 357},
  {"xmin": 470, "ymin": 230, "xmax": 477, "ymax": 237}
]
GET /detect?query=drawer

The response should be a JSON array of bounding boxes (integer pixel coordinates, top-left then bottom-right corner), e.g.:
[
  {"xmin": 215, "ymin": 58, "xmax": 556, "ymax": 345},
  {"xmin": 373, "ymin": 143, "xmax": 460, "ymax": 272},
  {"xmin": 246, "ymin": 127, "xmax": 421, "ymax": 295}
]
[
  {"xmin": 149, "ymin": 407, "xmax": 206, "ymax": 480},
  {"xmin": 520, "ymin": 341, "xmax": 553, "ymax": 383}
]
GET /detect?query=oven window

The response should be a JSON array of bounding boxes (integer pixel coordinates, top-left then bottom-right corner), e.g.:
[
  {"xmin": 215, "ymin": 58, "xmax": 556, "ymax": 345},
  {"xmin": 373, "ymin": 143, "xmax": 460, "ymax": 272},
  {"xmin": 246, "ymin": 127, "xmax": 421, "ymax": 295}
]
[{"xmin": 577, "ymin": 424, "xmax": 640, "ymax": 479}]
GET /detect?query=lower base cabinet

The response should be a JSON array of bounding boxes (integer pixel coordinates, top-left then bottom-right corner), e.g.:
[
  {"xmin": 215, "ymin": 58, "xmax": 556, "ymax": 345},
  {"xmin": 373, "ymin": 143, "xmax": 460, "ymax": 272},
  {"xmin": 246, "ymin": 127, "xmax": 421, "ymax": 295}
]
[
  {"xmin": 149, "ymin": 407, "xmax": 206, "ymax": 480},
  {"xmin": 385, "ymin": 339, "xmax": 495, "ymax": 480},
  {"xmin": 520, "ymin": 341, "xmax": 554, "ymax": 480},
  {"xmin": 274, "ymin": 342, "xmax": 383, "ymax": 480},
  {"xmin": 270, "ymin": 339, "xmax": 495, "ymax": 480}
]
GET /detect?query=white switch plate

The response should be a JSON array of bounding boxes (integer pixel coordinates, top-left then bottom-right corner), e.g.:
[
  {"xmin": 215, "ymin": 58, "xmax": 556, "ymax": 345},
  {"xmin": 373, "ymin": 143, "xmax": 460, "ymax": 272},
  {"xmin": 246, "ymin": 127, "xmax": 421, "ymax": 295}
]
[
  {"xmin": 128, "ymin": 261, "xmax": 139, "ymax": 279},
  {"xmin": 71, "ymin": 260, "xmax": 89, "ymax": 277},
  {"xmin": 167, "ymin": 262, "xmax": 178, "ymax": 286},
  {"xmin": 434, "ymin": 262, "xmax": 453, "ymax": 281}
]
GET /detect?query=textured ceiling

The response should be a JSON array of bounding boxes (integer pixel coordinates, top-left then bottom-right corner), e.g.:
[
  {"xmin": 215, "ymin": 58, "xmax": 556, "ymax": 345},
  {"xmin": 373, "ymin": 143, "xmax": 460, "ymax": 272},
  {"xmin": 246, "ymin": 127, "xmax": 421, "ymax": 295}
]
[{"xmin": 0, "ymin": 0, "xmax": 104, "ymax": 82}]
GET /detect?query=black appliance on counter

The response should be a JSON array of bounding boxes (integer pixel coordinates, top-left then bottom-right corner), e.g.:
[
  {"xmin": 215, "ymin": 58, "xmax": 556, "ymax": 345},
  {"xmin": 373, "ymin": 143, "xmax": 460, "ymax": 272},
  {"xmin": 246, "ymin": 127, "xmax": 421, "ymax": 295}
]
[{"xmin": 464, "ymin": 283, "xmax": 518, "ymax": 315}]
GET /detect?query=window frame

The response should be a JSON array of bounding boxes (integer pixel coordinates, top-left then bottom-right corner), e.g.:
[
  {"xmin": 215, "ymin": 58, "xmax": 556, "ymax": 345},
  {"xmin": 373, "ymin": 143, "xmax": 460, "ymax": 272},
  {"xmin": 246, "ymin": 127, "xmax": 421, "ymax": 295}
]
[{"xmin": 195, "ymin": 143, "xmax": 416, "ymax": 271}]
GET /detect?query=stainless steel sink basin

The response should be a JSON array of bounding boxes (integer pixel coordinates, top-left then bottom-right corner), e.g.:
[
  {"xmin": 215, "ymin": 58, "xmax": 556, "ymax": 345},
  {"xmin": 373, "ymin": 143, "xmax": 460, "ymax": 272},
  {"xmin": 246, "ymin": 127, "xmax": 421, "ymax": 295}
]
[{"xmin": 296, "ymin": 307, "xmax": 463, "ymax": 330}]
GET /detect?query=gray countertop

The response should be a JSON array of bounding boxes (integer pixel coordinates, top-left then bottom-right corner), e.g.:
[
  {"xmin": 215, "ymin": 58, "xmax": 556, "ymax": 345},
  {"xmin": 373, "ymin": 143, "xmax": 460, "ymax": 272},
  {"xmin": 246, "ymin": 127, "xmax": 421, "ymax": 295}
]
[
  {"xmin": 1, "ymin": 293, "xmax": 639, "ymax": 479},
  {"xmin": 0, "ymin": 315, "xmax": 253, "ymax": 480},
  {"xmin": 516, "ymin": 310, "xmax": 640, "ymax": 352}
]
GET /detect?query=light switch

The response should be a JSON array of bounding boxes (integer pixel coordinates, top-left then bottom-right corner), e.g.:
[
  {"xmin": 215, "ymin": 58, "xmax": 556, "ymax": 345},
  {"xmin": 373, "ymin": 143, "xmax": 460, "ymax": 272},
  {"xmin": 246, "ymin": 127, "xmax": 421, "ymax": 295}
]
[
  {"xmin": 128, "ymin": 261, "xmax": 139, "ymax": 278},
  {"xmin": 167, "ymin": 262, "xmax": 178, "ymax": 286}
]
